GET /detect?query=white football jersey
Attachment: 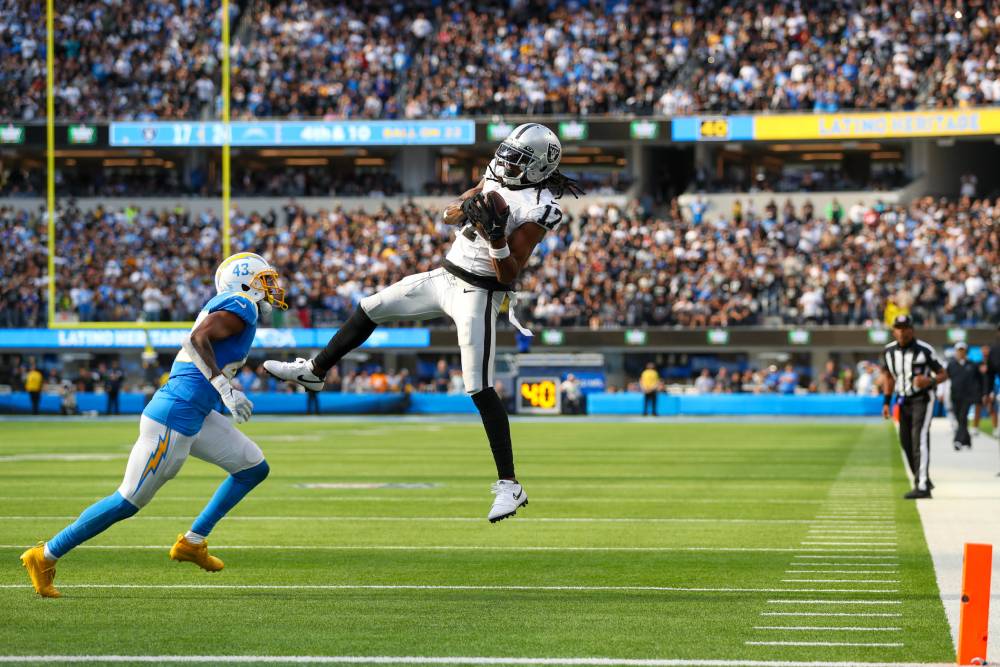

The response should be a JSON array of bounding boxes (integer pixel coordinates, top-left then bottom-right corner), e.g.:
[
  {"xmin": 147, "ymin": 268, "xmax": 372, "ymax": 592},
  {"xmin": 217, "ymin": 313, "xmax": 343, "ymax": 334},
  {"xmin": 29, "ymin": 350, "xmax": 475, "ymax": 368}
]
[{"xmin": 444, "ymin": 177, "xmax": 564, "ymax": 277}]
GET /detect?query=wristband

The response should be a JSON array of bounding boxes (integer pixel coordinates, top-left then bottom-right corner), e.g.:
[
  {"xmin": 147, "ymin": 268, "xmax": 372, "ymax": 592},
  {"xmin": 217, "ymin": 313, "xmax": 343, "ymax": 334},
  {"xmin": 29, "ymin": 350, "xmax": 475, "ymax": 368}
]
[
  {"xmin": 489, "ymin": 244, "xmax": 510, "ymax": 259},
  {"xmin": 883, "ymin": 394, "xmax": 892, "ymax": 407},
  {"xmin": 210, "ymin": 374, "xmax": 232, "ymax": 397}
]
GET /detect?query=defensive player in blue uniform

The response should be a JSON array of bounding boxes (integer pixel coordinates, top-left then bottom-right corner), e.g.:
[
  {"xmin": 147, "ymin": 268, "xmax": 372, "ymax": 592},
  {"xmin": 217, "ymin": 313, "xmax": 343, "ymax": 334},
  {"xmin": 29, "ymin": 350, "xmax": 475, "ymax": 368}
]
[{"xmin": 20, "ymin": 253, "xmax": 286, "ymax": 597}]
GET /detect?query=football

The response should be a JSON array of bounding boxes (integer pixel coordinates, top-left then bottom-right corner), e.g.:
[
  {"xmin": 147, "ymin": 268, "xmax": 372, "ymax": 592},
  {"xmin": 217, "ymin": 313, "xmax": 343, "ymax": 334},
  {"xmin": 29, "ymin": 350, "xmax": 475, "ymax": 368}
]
[{"xmin": 484, "ymin": 190, "xmax": 508, "ymax": 218}]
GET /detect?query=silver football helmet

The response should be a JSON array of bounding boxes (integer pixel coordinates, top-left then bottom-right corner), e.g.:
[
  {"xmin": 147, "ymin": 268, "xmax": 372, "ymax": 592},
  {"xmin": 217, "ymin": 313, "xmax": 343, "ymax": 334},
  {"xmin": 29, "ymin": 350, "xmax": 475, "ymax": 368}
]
[{"xmin": 490, "ymin": 123, "xmax": 561, "ymax": 187}]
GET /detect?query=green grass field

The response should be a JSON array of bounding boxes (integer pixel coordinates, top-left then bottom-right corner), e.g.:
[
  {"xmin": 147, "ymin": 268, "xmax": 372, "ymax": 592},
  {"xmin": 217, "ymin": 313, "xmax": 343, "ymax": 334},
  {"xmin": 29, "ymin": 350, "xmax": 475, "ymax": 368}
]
[{"xmin": 0, "ymin": 418, "xmax": 953, "ymax": 665}]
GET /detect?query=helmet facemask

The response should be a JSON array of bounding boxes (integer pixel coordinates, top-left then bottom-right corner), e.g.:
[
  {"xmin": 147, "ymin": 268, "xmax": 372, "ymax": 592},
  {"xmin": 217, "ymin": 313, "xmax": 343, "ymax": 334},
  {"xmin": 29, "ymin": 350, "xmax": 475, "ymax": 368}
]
[
  {"xmin": 248, "ymin": 269, "xmax": 287, "ymax": 310},
  {"xmin": 493, "ymin": 141, "xmax": 535, "ymax": 186}
]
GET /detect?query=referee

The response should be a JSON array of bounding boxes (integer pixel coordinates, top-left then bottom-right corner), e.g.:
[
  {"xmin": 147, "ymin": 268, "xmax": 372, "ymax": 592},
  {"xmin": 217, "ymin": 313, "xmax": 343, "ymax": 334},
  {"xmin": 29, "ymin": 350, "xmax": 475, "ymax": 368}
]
[{"xmin": 881, "ymin": 315, "xmax": 948, "ymax": 499}]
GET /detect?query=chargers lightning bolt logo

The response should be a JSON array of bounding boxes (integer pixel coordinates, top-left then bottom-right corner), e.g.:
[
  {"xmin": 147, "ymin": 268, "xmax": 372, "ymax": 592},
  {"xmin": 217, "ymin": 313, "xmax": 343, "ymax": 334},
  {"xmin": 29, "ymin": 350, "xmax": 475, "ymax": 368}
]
[{"xmin": 133, "ymin": 428, "xmax": 171, "ymax": 494}]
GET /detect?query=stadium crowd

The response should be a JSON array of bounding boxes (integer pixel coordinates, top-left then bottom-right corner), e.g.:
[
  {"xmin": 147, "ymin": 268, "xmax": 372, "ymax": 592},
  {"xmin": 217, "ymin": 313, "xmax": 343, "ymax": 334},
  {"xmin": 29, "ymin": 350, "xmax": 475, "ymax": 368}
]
[
  {"xmin": 0, "ymin": 195, "xmax": 997, "ymax": 329},
  {"xmin": 1, "ymin": 0, "xmax": 225, "ymax": 121},
  {"xmin": 4, "ymin": 0, "xmax": 1000, "ymax": 121}
]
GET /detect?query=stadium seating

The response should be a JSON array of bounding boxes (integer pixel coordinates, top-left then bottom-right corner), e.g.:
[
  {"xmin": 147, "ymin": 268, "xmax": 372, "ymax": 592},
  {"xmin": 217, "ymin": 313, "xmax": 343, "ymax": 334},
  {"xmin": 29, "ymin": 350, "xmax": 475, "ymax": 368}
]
[
  {"xmin": 5, "ymin": 0, "xmax": 1000, "ymax": 121},
  {"xmin": 2, "ymin": 196, "xmax": 996, "ymax": 328}
]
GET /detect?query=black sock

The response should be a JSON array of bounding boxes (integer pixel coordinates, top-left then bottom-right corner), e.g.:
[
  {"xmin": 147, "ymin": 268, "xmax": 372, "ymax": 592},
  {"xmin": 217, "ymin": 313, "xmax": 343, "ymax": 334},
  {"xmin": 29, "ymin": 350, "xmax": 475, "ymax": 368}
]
[
  {"xmin": 312, "ymin": 306, "xmax": 377, "ymax": 375},
  {"xmin": 471, "ymin": 387, "xmax": 515, "ymax": 479}
]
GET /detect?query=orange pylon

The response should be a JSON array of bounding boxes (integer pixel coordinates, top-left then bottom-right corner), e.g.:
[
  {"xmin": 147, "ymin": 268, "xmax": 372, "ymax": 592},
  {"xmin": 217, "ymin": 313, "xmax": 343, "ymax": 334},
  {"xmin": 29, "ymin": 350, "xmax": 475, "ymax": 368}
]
[{"xmin": 957, "ymin": 543, "xmax": 993, "ymax": 665}]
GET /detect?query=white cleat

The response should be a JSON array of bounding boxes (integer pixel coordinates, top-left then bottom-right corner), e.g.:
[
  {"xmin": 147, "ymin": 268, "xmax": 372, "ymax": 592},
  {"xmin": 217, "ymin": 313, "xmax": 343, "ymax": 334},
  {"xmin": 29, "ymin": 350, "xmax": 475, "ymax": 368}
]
[
  {"xmin": 488, "ymin": 480, "xmax": 527, "ymax": 523},
  {"xmin": 263, "ymin": 358, "xmax": 325, "ymax": 392}
]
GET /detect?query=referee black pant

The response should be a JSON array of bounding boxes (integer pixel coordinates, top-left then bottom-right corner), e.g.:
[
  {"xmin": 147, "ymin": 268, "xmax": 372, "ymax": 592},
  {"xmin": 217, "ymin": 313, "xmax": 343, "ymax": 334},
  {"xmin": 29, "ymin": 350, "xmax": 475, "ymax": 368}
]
[
  {"xmin": 898, "ymin": 394, "xmax": 934, "ymax": 492},
  {"xmin": 951, "ymin": 395, "xmax": 973, "ymax": 447}
]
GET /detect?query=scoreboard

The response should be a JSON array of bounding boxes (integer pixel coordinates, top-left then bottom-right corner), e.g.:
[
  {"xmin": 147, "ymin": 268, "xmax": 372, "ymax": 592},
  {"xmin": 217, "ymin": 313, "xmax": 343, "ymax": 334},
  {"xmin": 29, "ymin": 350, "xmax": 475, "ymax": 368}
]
[{"xmin": 516, "ymin": 377, "xmax": 561, "ymax": 415}]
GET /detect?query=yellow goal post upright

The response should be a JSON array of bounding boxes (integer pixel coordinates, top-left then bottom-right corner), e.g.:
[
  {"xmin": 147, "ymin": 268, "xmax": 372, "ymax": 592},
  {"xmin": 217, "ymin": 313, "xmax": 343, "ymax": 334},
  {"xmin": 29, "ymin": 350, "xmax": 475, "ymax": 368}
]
[{"xmin": 44, "ymin": 0, "xmax": 233, "ymax": 331}]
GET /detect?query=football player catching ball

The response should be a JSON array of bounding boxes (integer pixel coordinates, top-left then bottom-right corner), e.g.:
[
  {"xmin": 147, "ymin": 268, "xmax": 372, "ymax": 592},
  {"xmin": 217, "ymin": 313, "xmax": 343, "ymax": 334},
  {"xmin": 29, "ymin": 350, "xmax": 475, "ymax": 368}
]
[{"xmin": 265, "ymin": 123, "xmax": 581, "ymax": 522}]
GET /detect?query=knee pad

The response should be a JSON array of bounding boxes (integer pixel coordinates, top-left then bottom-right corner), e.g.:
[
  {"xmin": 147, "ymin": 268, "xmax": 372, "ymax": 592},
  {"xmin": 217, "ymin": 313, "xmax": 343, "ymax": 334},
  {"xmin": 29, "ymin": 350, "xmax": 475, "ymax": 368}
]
[{"xmin": 233, "ymin": 459, "xmax": 270, "ymax": 486}]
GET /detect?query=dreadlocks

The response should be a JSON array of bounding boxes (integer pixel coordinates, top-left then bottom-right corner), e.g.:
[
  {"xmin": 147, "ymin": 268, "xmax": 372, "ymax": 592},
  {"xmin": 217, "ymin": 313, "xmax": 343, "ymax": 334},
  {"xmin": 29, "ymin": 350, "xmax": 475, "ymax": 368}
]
[
  {"xmin": 535, "ymin": 169, "xmax": 585, "ymax": 204},
  {"xmin": 484, "ymin": 161, "xmax": 585, "ymax": 203}
]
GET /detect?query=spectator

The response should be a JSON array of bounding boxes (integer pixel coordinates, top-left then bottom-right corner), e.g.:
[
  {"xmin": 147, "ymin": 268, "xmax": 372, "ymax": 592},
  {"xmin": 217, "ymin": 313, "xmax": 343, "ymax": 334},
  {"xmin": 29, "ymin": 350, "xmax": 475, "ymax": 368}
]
[
  {"xmin": 856, "ymin": 362, "xmax": 877, "ymax": 396},
  {"xmin": 640, "ymin": 363, "xmax": 660, "ymax": 416},
  {"xmin": 433, "ymin": 359, "xmax": 450, "ymax": 393},
  {"xmin": 142, "ymin": 285, "xmax": 165, "ymax": 322},
  {"xmin": 105, "ymin": 360, "xmax": 124, "ymax": 415},
  {"xmin": 778, "ymin": 364, "xmax": 799, "ymax": 394},
  {"xmin": 820, "ymin": 361, "xmax": 839, "ymax": 394},
  {"xmin": 24, "ymin": 362, "xmax": 43, "ymax": 414},
  {"xmin": 560, "ymin": 373, "xmax": 583, "ymax": 415},
  {"xmin": 447, "ymin": 369, "xmax": 464, "ymax": 395},
  {"xmin": 7, "ymin": 0, "xmax": 1000, "ymax": 122},
  {"xmin": 370, "ymin": 367, "xmax": 389, "ymax": 393},
  {"xmin": 694, "ymin": 368, "xmax": 715, "ymax": 394},
  {"xmin": 1, "ymin": 195, "xmax": 997, "ymax": 329},
  {"xmin": 59, "ymin": 378, "xmax": 78, "ymax": 416}
]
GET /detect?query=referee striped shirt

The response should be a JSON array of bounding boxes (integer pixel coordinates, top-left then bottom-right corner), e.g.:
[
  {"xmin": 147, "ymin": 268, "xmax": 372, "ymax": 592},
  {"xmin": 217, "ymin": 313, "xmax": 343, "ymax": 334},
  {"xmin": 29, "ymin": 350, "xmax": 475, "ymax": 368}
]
[{"xmin": 883, "ymin": 339, "xmax": 944, "ymax": 398}]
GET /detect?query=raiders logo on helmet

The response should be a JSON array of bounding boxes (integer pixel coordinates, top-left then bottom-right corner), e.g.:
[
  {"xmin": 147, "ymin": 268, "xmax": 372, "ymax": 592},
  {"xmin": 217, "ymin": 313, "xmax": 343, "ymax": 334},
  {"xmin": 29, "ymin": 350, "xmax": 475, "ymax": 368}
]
[{"xmin": 547, "ymin": 143, "xmax": 560, "ymax": 164}]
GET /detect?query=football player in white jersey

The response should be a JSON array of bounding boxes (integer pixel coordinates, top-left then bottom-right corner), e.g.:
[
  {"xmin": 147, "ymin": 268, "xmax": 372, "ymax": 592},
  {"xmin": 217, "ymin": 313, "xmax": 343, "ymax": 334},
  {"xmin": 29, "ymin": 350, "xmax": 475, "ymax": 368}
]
[{"xmin": 265, "ymin": 123, "xmax": 581, "ymax": 522}]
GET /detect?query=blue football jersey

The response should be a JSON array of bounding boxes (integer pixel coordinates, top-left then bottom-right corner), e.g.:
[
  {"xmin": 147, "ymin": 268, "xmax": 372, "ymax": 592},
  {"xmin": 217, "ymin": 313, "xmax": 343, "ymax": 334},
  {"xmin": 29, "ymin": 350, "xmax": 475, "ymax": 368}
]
[{"xmin": 144, "ymin": 292, "xmax": 258, "ymax": 435}]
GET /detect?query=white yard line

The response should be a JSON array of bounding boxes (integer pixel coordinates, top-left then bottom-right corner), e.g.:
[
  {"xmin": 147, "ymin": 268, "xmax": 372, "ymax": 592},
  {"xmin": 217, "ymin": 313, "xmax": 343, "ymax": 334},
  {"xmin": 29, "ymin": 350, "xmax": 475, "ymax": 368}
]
[
  {"xmin": 780, "ymin": 579, "xmax": 899, "ymax": 584},
  {"xmin": 766, "ymin": 600, "xmax": 902, "ymax": 605},
  {"xmin": 798, "ymin": 542, "xmax": 897, "ymax": 547},
  {"xmin": 805, "ymin": 531, "xmax": 898, "ymax": 535},
  {"xmin": 0, "ymin": 544, "xmax": 904, "ymax": 555},
  {"xmin": 0, "ymin": 583, "xmax": 904, "ymax": 593},
  {"xmin": 788, "ymin": 563, "xmax": 899, "ymax": 567},
  {"xmin": 0, "ymin": 496, "xmax": 866, "ymax": 506},
  {"xmin": 0, "ymin": 656, "xmax": 954, "ymax": 666},
  {"xmin": 784, "ymin": 571, "xmax": 899, "ymax": 574},
  {"xmin": 745, "ymin": 641, "xmax": 903, "ymax": 648},
  {"xmin": 753, "ymin": 626, "xmax": 901, "ymax": 632},
  {"xmin": 793, "ymin": 555, "xmax": 899, "ymax": 560},
  {"xmin": 760, "ymin": 612, "xmax": 903, "ymax": 618},
  {"xmin": 0, "ymin": 515, "xmax": 837, "ymax": 525}
]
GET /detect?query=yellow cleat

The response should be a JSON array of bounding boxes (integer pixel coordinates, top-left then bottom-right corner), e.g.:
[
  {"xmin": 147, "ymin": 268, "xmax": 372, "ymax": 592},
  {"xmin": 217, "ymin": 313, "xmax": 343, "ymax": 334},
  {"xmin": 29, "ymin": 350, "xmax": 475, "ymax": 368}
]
[
  {"xmin": 169, "ymin": 534, "xmax": 224, "ymax": 572},
  {"xmin": 20, "ymin": 543, "xmax": 60, "ymax": 598}
]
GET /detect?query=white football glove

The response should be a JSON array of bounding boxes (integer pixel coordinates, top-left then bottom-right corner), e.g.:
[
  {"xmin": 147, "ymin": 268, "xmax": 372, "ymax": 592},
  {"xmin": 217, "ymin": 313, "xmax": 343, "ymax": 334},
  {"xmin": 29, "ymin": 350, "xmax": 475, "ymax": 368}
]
[{"xmin": 211, "ymin": 374, "xmax": 253, "ymax": 424}]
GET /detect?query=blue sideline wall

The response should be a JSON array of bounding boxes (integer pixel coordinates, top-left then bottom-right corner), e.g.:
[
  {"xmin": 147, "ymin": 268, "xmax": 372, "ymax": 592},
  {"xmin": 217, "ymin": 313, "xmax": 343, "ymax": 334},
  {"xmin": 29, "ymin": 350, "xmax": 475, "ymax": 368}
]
[
  {"xmin": 1, "ymin": 391, "xmax": 884, "ymax": 417},
  {"xmin": 586, "ymin": 392, "xmax": 884, "ymax": 416},
  {"xmin": 0, "ymin": 391, "xmax": 477, "ymax": 416}
]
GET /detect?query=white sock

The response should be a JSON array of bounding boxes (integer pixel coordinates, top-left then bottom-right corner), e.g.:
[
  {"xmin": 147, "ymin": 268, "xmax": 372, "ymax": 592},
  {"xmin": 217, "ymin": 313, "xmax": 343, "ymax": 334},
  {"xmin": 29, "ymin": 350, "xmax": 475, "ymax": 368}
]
[
  {"xmin": 184, "ymin": 531, "xmax": 206, "ymax": 545},
  {"xmin": 43, "ymin": 543, "xmax": 57, "ymax": 562}
]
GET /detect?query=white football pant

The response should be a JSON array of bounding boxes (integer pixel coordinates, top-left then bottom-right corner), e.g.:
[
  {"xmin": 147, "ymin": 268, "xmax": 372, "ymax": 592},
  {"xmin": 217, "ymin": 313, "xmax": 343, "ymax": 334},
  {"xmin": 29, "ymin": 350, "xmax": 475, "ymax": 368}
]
[
  {"xmin": 118, "ymin": 412, "xmax": 265, "ymax": 508},
  {"xmin": 360, "ymin": 268, "xmax": 503, "ymax": 394}
]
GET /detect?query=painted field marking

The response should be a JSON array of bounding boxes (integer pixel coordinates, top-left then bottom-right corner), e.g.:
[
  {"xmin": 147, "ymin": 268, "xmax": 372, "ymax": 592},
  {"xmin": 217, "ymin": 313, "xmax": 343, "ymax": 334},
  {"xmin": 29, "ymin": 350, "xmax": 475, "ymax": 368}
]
[
  {"xmin": 789, "ymin": 563, "xmax": 900, "ymax": 568},
  {"xmin": 745, "ymin": 641, "xmax": 903, "ymax": 648},
  {"xmin": 0, "ymin": 515, "xmax": 844, "ymax": 525},
  {"xmin": 785, "ymin": 571, "xmax": 899, "ymax": 575},
  {"xmin": 811, "ymin": 516, "xmax": 895, "ymax": 520},
  {"xmin": 0, "ymin": 453, "xmax": 127, "ymax": 462},
  {"xmin": 812, "ymin": 518, "xmax": 896, "ymax": 523},
  {"xmin": 809, "ymin": 528, "xmax": 896, "ymax": 537},
  {"xmin": 0, "ymin": 583, "xmax": 905, "ymax": 593},
  {"xmin": 0, "ymin": 495, "xmax": 870, "ymax": 506},
  {"xmin": 761, "ymin": 612, "xmax": 903, "ymax": 618},
  {"xmin": 0, "ymin": 544, "xmax": 901, "ymax": 555},
  {"xmin": 767, "ymin": 600, "xmax": 902, "ymax": 605},
  {"xmin": 801, "ymin": 543, "xmax": 898, "ymax": 547},
  {"xmin": 753, "ymin": 626, "xmax": 901, "ymax": 632},
  {"xmin": 0, "ymin": 656, "xmax": 951, "ymax": 666},
  {"xmin": 794, "ymin": 555, "xmax": 899, "ymax": 560},
  {"xmin": 781, "ymin": 579, "xmax": 900, "ymax": 584},
  {"xmin": 805, "ymin": 530, "xmax": 897, "ymax": 544}
]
